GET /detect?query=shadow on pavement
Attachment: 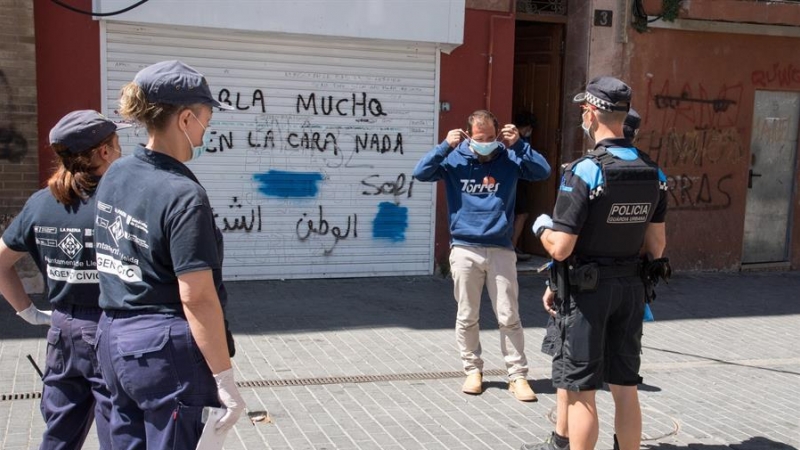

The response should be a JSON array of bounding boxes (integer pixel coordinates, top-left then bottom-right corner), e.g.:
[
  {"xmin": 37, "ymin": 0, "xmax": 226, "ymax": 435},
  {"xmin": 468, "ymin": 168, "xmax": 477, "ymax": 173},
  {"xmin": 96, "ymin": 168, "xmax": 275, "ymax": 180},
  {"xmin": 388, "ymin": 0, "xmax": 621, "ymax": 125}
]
[
  {"xmin": 222, "ymin": 271, "xmax": 800, "ymax": 335},
  {"xmin": 642, "ymin": 345, "xmax": 800, "ymax": 377},
  {"xmin": 644, "ymin": 436, "xmax": 797, "ymax": 450},
  {"xmin": 2, "ymin": 271, "xmax": 800, "ymax": 339}
]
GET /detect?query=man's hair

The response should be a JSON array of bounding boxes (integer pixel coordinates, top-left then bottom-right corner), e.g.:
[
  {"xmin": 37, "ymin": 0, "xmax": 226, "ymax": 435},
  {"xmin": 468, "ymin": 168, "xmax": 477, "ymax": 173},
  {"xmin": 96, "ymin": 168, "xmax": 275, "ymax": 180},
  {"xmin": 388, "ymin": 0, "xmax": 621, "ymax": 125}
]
[
  {"xmin": 514, "ymin": 111, "xmax": 537, "ymax": 129},
  {"xmin": 466, "ymin": 110, "xmax": 499, "ymax": 136},
  {"xmin": 594, "ymin": 108, "xmax": 627, "ymax": 127}
]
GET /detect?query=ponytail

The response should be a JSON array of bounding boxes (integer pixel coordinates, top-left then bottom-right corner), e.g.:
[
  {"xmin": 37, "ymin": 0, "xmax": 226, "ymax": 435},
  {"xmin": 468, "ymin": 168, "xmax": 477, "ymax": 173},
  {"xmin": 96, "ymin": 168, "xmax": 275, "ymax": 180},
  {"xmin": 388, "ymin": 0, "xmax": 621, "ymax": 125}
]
[{"xmin": 46, "ymin": 136, "xmax": 112, "ymax": 204}]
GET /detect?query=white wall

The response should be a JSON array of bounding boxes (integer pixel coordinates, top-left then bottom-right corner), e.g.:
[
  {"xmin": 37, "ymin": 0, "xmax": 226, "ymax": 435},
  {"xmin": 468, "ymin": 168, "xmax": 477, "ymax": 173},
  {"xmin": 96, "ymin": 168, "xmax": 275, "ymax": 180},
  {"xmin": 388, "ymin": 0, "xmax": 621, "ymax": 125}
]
[
  {"xmin": 95, "ymin": 0, "xmax": 465, "ymax": 45},
  {"xmin": 103, "ymin": 22, "xmax": 439, "ymax": 280}
]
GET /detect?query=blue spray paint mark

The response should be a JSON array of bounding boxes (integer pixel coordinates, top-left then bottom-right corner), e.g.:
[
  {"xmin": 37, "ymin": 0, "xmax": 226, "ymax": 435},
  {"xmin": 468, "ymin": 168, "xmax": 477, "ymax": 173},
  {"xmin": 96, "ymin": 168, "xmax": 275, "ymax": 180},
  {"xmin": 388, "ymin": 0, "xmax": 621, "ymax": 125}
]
[
  {"xmin": 372, "ymin": 202, "xmax": 408, "ymax": 243},
  {"xmin": 252, "ymin": 170, "xmax": 324, "ymax": 198}
]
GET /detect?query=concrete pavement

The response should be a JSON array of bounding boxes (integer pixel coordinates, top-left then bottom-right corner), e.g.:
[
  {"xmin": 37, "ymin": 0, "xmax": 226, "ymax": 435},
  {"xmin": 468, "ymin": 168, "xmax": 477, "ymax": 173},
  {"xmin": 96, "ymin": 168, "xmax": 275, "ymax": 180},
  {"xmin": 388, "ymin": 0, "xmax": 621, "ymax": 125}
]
[{"xmin": 1, "ymin": 270, "xmax": 799, "ymax": 449}]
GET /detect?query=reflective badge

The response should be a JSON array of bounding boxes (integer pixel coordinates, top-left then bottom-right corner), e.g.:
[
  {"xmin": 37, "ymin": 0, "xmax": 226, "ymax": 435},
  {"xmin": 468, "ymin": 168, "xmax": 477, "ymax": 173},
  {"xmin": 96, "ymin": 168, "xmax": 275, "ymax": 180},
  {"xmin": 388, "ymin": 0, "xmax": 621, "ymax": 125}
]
[
  {"xmin": 58, "ymin": 233, "xmax": 83, "ymax": 259},
  {"xmin": 109, "ymin": 216, "xmax": 125, "ymax": 246},
  {"xmin": 607, "ymin": 203, "xmax": 651, "ymax": 224}
]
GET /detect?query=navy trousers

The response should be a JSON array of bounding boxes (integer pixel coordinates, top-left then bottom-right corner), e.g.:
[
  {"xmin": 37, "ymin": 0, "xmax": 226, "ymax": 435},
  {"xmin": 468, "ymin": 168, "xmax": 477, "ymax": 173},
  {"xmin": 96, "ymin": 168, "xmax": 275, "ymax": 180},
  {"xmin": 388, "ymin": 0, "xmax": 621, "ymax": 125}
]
[
  {"xmin": 40, "ymin": 305, "xmax": 112, "ymax": 450},
  {"xmin": 97, "ymin": 310, "xmax": 219, "ymax": 450}
]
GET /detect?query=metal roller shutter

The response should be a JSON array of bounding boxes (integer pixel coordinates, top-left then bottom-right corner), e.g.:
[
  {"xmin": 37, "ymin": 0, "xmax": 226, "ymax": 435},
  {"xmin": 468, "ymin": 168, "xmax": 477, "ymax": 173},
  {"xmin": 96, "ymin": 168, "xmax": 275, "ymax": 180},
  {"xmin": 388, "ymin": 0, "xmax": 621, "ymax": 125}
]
[{"xmin": 102, "ymin": 22, "xmax": 438, "ymax": 280}]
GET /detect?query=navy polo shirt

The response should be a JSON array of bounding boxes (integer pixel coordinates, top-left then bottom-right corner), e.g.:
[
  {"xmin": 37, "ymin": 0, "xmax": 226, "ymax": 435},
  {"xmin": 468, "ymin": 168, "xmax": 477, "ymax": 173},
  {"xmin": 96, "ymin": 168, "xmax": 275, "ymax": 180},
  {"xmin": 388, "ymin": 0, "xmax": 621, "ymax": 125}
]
[
  {"xmin": 94, "ymin": 145, "xmax": 227, "ymax": 313},
  {"xmin": 2, "ymin": 189, "xmax": 100, "ymax": 307}
]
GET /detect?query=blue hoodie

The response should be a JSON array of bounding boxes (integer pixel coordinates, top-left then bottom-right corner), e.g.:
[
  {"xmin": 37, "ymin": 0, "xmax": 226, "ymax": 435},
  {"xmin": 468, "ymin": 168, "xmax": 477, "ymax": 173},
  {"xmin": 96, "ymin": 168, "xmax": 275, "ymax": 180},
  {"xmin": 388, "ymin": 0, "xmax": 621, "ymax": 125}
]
[{"xmin": 413, "ymin": 138, "xmax": 551, "ymax": 248}]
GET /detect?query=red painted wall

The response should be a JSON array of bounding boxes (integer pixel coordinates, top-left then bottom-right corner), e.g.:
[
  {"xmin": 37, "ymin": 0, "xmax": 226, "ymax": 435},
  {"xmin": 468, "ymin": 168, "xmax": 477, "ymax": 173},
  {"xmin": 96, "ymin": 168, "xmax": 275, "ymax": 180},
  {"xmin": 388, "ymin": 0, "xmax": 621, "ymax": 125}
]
[
  {"xmin": 34, "ymin": 0, "xmax": 100, "ymax": 185},
  {"xmin": 434, "ymin": 8, "xmax": 516, "ymax": 270},
  {"xmin": 627, "ymin": 29, "xmax": 800, "ymax": 270}
]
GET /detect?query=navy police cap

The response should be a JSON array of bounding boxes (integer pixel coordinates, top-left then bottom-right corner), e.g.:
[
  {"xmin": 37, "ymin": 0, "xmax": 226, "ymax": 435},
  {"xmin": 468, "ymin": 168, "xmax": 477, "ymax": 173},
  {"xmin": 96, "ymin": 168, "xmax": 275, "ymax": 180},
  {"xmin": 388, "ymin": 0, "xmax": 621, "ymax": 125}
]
[
  {"xmin": 624, "ymin": 107, "xmax": 641, "ymax": 130},
  {"xmin": 133, "ymin": 60, "xmax": 234, "ymax": 111},
  {"xmin": 573, "ymin": 76, "xmax": 631, "ymax": 112},
  {"xmin": 49, "ymin": 110, "xmax": 132, "ymax": 154},
  {"xmin": 623, "ymin": 108, "xmax": 641, "ymax": 140}
]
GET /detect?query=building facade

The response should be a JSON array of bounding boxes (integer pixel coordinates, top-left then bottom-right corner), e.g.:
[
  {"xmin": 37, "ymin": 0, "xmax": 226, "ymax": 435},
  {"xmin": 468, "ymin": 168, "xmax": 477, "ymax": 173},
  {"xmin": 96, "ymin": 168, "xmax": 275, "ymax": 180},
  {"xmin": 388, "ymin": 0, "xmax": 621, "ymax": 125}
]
[{"xmin": 3, "ymin": 0, "xmax": 800, "ymax": 281}]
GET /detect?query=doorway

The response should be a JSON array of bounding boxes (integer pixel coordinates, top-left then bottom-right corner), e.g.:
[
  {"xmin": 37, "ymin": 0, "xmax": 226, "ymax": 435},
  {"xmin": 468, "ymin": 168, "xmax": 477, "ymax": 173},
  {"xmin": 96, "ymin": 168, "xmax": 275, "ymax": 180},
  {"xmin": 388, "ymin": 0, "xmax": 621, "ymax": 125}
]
[
  {"xmin": 741, "ymin": 90, "xmax": 800, "ymax": 265},
  {"xmin": 512, "ymin": 20, "xmax": 565, "ymax": 256}
]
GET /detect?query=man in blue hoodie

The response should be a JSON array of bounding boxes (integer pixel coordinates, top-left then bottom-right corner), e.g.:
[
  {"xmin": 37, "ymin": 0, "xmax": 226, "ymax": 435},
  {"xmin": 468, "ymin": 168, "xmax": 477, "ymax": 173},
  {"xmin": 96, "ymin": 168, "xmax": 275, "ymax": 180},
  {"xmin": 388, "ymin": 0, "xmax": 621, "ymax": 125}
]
[{"xmin": 413, "ymin": 110, "xmax": 551, "ymax": 401}]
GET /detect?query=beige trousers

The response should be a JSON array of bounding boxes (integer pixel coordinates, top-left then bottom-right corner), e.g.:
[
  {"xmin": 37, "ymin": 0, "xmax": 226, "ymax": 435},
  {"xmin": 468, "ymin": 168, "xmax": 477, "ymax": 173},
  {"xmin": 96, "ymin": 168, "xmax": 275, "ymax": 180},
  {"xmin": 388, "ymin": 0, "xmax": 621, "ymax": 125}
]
[{"xmin": 449, "ymin": 245, "xmax": 528, "ymax": 379}]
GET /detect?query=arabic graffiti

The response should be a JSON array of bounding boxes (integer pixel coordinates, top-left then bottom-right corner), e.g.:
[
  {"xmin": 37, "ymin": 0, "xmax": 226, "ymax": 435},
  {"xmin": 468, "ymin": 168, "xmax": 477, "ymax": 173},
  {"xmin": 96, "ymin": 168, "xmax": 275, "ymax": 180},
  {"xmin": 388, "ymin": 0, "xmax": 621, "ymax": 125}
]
[
  {"xmin": 213, "ymin": 197, "xmax": 263, "ymax": 233},
  {"xmin": 295, "ymin": 205, "xmax": 358, "ymax": 255}
]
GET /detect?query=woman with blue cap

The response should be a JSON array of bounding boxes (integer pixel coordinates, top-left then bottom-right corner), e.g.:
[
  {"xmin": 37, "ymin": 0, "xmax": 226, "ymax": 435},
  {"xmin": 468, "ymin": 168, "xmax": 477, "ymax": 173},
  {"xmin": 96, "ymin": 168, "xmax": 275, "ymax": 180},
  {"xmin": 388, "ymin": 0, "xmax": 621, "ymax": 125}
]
[
  {"xmin": 0, "ymin": 110, "xmax": 129, "ymax": 449},
  {"xmin": 93, "ymin": 60, "xmax": 244, "ymax": 449}
]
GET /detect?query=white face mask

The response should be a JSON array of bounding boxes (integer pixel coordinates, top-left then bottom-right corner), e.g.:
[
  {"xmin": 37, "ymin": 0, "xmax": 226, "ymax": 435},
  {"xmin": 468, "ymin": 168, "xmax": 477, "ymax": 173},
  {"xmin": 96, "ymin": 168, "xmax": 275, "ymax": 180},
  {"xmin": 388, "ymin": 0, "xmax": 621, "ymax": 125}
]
[
  {"xmin": 581, "ymin": 110, "xmax": 595, "ymax": 141},
  {"xmin": 183, "ymin": 112, "xmax": 210, "ymax": 161}
]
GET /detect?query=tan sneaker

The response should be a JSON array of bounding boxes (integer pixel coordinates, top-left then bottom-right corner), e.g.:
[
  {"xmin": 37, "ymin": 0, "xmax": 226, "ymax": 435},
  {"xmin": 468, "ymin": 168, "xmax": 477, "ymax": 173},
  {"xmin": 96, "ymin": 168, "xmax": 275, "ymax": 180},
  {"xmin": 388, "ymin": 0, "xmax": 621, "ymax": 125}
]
[
  {"xmin": 462, "ymin": 372, "xmax": 483, "ymax": 395},
  {"xmin": 509, "ymin": 377, "xmax": 537, "ymax": 402}
]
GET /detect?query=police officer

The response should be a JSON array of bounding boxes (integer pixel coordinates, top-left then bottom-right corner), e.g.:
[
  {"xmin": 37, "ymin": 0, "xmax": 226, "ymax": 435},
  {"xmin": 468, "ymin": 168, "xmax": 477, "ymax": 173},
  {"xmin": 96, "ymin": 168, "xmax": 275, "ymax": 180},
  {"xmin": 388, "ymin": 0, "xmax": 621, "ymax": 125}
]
[
  {"xmin": 522, "ymin": 77, "xmax": 668, "ymax": 450},
  {"xmin": 0, "ymin": 110, "xmax": 129, "ymax": 449},
  {"xmin": 93, "ymin": 60, "xmax": 245, "ymax": 449}
]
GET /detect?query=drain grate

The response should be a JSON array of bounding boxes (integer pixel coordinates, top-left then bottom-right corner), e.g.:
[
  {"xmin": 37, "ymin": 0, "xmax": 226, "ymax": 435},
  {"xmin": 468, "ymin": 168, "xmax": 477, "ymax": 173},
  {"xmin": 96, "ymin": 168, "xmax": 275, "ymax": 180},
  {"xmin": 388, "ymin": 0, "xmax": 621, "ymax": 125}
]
[
  {"xmin": 237, "ymin": 368, "xmax": 508, "ymax": 388},
  {"xmin": 0, "ymin": 392, "xmax": 42, "ymax": 402},
  {"xmin": 0, "ymin": 370, "xmax": 510, "ymax": 402}
]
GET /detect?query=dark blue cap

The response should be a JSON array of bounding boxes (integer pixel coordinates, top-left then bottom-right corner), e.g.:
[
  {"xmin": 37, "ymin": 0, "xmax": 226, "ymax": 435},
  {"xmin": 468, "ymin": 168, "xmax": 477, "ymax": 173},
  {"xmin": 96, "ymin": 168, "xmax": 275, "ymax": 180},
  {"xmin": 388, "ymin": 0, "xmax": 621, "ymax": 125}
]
[
  {"xmin": 623, "ymin": 108, "xmax": 641, "ymax": 140},
  {"xmin": 133, "ymin": 60, "xmax": 234, "ymax": 110},
  {"xmin": 49, "ymin": 110, "xmax": 132, "ymax": 154},
  {"xmin": 573, "ymin": 76, "xmax": 631, "ymax": 112}
]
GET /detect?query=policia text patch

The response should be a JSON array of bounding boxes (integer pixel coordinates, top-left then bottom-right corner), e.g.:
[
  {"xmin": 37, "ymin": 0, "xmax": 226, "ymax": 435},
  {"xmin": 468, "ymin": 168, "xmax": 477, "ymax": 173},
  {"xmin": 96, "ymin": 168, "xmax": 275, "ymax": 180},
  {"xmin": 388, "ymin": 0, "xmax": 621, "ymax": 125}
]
[{"xmin": 607, "ymin": 203, "xmax": 651, "ymax": 224}]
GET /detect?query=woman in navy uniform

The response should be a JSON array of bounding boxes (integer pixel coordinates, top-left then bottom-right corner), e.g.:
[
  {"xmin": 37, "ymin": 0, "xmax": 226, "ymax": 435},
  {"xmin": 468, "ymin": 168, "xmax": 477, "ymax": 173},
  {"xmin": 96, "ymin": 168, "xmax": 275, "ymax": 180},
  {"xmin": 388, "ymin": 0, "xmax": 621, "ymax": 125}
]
[
  {"xmin": 93, "ymin": 60, "xmax": 245, "ymax": 449},
  {"xmin": 0, "ymin": 110, "xmax": 129, "ymax": 449}
]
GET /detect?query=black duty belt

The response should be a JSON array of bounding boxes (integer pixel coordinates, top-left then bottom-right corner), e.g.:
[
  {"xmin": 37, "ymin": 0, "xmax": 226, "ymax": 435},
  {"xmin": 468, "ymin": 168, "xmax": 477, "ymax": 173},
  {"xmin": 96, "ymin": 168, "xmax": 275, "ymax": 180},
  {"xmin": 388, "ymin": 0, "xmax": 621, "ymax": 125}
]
[{"xmin": 597, "ymin": 264, "xmax": 641, "ymax": 279}]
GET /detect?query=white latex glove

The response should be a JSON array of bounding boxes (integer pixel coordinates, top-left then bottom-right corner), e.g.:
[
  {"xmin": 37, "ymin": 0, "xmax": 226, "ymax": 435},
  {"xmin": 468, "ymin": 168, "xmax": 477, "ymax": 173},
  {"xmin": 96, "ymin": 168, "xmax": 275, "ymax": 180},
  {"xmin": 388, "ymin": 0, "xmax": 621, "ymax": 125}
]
[
  {"xmin": 17, "ymin": 304, "xmax": 52, "ymax": 326},
  {"xmin": 213, "ymin": 368, "xmax": 245, "ymax": 433},
  {"xmin": 532, "ymin": 214, "xmax": 554, "ymax": 238}
]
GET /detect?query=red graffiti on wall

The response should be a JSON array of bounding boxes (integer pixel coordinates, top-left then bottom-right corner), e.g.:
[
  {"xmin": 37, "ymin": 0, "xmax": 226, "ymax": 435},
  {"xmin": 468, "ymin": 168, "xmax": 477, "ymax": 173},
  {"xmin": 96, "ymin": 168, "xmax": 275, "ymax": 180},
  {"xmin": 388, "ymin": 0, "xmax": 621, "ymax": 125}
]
[
  {"xmin": 641, "ymin": 127, "xmax": 745, "ymax": 169},
  {"xmin": 640, "ymin": 78, "xmax": 745, "ymax": 212},
  {"xmin": 644, "ymin": 79, "xmax": 743, "ymax": 132},
  {"xmin": 752, "ymin": 63, "xmax": 800, "ymax": 88}
]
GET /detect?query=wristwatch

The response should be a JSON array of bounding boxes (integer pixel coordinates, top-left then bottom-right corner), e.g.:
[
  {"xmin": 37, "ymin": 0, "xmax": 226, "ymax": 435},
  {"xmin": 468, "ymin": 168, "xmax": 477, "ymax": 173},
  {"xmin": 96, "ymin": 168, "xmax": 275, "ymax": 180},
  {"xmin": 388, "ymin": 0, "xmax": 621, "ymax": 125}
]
[{"xmin": 536, "ymin": 226, "xmax": 551, "ymax": 239}]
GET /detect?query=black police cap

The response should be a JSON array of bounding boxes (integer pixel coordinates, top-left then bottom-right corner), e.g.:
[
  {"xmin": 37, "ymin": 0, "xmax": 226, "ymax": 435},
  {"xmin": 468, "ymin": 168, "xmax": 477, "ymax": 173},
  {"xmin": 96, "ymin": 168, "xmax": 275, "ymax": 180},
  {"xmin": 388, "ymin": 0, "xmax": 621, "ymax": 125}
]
[{"xmin": 573, "ymin": 76, "xmax": 631, "ymax": 112}]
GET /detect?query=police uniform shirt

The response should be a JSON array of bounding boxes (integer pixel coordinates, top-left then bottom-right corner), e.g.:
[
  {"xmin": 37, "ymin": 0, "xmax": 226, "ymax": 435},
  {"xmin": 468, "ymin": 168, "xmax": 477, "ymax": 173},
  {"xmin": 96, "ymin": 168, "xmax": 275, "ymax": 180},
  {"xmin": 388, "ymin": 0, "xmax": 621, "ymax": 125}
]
[
  {"xmin": 94, "ymin": 145, "xmax": 227, "ymax": 313},
  {"xmin": 2, "ymin": 190, "xmax": 100, "ymax": 307},
  {"xmin": 552, "ymin": 137, "xmax": 667, "ymax": 243}
]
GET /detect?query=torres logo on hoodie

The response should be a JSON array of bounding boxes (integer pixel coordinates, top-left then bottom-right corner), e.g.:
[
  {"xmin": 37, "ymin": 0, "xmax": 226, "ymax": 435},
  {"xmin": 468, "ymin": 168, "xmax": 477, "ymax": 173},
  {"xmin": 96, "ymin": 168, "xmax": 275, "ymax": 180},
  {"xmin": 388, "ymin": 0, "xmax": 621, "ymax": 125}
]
[{"xmin": 460, "ymin": 176, "xmax": 500, "ymax": 194}]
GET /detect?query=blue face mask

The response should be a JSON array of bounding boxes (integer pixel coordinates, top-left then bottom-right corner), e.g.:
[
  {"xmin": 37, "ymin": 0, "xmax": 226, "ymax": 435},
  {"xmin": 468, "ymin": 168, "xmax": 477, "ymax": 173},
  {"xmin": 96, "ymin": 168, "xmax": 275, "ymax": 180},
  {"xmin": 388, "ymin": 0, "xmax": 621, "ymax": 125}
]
[
  {"xmin": 469, "ymin": 140, "xmax": 500, "ymax": 156},
  {"xmin": 183, "ymin": 112, "xmax": 210, "ymax": 161}
]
